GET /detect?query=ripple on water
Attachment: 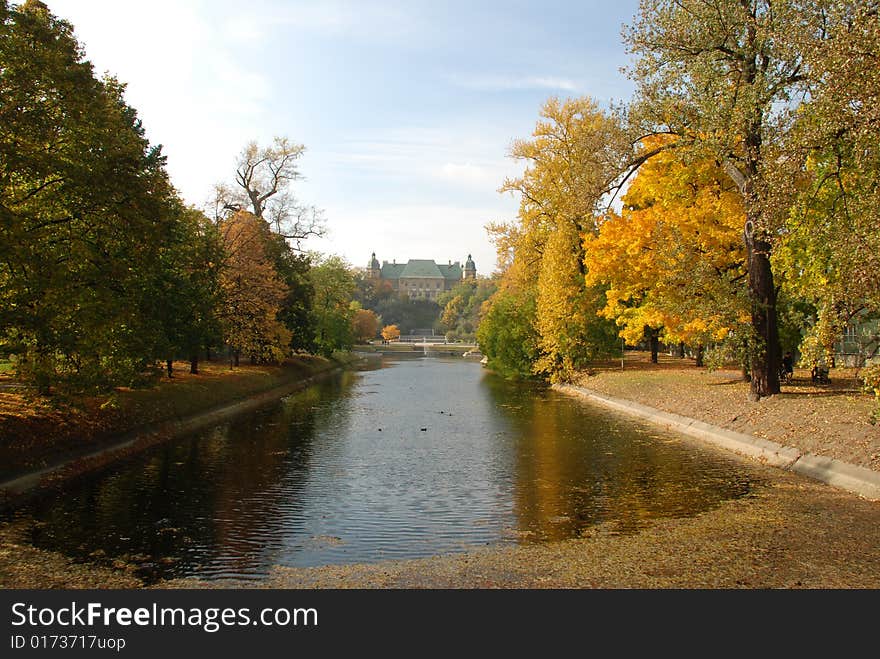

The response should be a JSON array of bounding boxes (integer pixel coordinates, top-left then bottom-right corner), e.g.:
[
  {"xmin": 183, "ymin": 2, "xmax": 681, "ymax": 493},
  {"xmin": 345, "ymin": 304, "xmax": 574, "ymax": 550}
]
[{"xmin": 11, "ymin": 357, "xmax": 761, "ymax": 581}]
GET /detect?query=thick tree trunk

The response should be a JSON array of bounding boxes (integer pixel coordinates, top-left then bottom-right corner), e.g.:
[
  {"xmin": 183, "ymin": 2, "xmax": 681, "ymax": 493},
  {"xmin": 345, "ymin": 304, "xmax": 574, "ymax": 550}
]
[
  {"xmin": 745, "ymin": 221, "xmax": 780, "ymax": 399},
  {"xmin": 190, "ymin": 354, "xmax": 199, "ymax": 375},
  {"xmin": 695, "ymin": 344, "xmax": 704, "ymax": 368},
  {"xmin": 166, "ymin": 359, "xmax": 174, "ymax": 378}
]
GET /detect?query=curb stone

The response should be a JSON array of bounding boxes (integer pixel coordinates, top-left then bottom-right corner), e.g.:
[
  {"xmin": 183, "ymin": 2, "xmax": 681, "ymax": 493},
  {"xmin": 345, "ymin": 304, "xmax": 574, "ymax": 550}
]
[{"xmin": 555, "ymin": 384, "xmax": 880, "ymax": 501}]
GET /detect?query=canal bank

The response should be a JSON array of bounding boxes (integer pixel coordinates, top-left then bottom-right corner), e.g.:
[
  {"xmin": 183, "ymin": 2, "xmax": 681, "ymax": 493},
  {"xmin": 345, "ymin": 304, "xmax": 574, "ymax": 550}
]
[
  {"xmin": 0, "ymin": 353, "xmax": 362, "ymax": 506},
  {"xmin": 568, "ymin": 357, "xmax": 880, "ymax": 473},
  {"xmin": 554, "ymin": 384, "xmax": 880, "ymax": 501}
]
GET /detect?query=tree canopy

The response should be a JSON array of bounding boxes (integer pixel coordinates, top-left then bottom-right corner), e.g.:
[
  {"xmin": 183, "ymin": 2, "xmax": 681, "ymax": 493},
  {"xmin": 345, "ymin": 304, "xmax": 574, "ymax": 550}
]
[{"xmin": 477, "ymin": 0, "xmax": 880, "ymax": 402}]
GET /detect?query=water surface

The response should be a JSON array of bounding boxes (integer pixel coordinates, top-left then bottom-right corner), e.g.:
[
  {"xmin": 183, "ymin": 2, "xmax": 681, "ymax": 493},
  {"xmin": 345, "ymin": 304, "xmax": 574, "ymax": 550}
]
[{"xmin": 12, "ymin": 356, "xmax": 759, "ymax": 581}]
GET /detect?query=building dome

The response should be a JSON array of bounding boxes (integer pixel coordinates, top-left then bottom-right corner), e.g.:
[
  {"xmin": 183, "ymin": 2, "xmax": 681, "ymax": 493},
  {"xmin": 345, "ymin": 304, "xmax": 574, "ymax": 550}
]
[{"xmin": 464, "ymin": 254, "xmax": 476, "ymax": 279}]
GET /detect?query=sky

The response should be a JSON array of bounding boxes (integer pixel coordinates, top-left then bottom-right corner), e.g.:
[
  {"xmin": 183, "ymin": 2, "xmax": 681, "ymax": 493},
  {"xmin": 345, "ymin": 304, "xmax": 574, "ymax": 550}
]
[{"xmin": 47, "ymin": 0, "xmax": 641, "ymax": 275}]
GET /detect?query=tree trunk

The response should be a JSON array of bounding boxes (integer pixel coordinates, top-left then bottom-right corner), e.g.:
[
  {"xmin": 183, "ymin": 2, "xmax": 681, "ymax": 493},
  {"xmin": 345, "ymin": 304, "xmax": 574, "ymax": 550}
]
[
  {"xmin": 190, "ymin": 354, "xmax": 199, "ymax": 375},
  {"xmin": 745, "ymin": 222, "xmax": 780, "ymax": 399},
  {"xmin": 678, "ymin": 342, "xmax": 686, "ymax": 358},
  {"xmin": 33, "ymin": 344, "xmax": 52, "ymax": 396},
  {"xmin": 695, "ymin": 344, "xmax": 704, "ymax": 368},
  {"xmin": 233, "ymin": 350, "xmax": 240, "ymax": 367},
  {"xmin": 649, "ymin": 328, "xmax": 659, "ymax": 364},
  {"xmin": 166, "ymin": 359, "xmax": 174, "ymax": 378}
]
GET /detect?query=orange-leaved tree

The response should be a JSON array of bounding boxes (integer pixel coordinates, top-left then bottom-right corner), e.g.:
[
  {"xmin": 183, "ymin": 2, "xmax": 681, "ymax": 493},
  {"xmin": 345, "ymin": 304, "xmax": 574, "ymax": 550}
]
[
  {"xmin": 352, "ymin": 308, "xmax": 379, "ymax": 343},
  {"xmin": 218, "ymin": 211, "xmax": 290, "ymax": 365}
]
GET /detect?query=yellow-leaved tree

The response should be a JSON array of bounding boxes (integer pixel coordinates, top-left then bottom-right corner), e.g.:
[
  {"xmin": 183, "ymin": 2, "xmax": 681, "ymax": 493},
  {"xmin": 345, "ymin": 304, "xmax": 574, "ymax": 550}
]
[
  {"xmin": 487, "ymin": 96, "xmax": 628, "ymax": 381},
  {"xmin": 381, "ymin": 324, "xmax": 400, "ymax": 342},
  {"xmin": 584, "ymin": 138, "xmax": 749, "ymax": 366}
]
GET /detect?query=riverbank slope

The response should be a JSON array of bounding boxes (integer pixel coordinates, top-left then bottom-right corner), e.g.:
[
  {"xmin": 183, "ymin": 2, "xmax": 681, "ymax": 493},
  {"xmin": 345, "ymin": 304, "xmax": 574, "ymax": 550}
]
[
  {"xmin": 0, "ymin": 354, "xmax": 358, "ymax": 502},
  {"xmin": 569, "ymin": 353, "xmax": 879, "ymax": 472}
]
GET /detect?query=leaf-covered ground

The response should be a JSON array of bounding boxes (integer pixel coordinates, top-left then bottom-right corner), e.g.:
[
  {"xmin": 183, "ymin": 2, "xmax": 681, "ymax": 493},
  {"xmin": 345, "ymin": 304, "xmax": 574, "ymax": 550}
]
[{"xmin": 572, "ymin": 352, "xmax": 880, "ymax": 471}]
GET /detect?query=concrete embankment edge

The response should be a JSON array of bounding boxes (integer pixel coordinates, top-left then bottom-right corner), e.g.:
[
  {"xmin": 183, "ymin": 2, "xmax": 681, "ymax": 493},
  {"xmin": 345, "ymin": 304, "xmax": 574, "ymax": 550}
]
[
  {"xmin": 555, "ymin": 384, "xmax": 880, "ymax": 501},
  {"xmin": 0, "ymin": 361, "xmax": 355, "ymax": 500}
]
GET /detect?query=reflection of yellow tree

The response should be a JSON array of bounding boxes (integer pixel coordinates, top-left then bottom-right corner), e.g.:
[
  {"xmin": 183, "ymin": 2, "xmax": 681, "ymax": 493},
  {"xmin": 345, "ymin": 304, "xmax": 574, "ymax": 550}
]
[
  {"xmin": 584, "ymin": 138, "xmax": 749, "ymax": 357},
  {"xmin": 513, "ymin": 403, "xmax": 567, "ymax": 541},
  {"xmin": 482, "ymin": 374, "xmax": 749, "ymax": 540}
]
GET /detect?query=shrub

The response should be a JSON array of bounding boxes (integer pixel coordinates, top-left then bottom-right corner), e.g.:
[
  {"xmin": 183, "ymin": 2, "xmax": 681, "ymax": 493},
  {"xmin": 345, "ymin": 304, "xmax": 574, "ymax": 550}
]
[{"xmin": 861, "ymin": 363, "xmax": 880, "ymax": 424}]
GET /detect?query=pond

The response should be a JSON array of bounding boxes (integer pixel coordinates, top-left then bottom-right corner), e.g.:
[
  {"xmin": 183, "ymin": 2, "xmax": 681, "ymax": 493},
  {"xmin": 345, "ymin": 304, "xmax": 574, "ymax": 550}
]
[{"xmin": 10, "ymin": 356, "xmax": 760, "ymax": 582}]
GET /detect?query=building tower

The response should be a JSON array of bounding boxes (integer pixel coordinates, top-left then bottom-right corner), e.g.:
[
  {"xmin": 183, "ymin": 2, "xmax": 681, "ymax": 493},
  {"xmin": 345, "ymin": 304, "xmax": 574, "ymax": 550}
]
[
  {"xmin": 367, "ymin": 252, "xmax": 381, "ymax": 279},
  {"xmin": 464, "ymin": 254, "xmax": 476, "ymax": 280}
]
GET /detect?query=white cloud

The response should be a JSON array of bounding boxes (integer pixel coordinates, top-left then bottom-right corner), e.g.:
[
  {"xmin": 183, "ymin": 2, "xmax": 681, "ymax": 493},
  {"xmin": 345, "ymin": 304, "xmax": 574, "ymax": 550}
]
[
  {"xmin": 437, "ymin": 162, "xmax": 495, "ymax": 186},
  {"xmin": 48, "ymin": 0, "xmax": 274, "ymax": 207},
  {"xmin": 449, "ymin": 73, "xmax": 580, "ymax": 92}
]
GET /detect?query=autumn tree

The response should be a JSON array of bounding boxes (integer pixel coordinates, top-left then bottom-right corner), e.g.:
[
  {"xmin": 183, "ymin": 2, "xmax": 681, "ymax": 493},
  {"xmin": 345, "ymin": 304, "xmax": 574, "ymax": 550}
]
[
  {"xmin": 353, "ymin": 274, "xmax": 394, "ymax": 309},
  {"xmin": 437, "ymin": 279, "xmax": 496, "ymax": 342},
  {"xmin": 308, "ymin": 255, "xmax": 355, "ymax": 356},
  {"xmin": 263, "ymin": 232, "xmax": 316, "ymax": 353},
  {"xmin": 214, "ymin": 137, "xmax": 324, "ymax": 248},
  {"xmin": 381, "ymin": 324, "xmax": 401, "ymax": 343},
  {"xmin": 218, "ymin": 211, "xmax": 290, "ymax": 365},
  {"xmin": 0, "ymin": 0, "xmax": 183, "ymax": 392},
  {"xmin": 584, "ymin": 138, "xmax": 749, "ymax": 367},
  {"xmin": 773, "ymin": 2, "xmax": 880, "ymax": 367},
  {"xmin": 150, "ymin": 206, "xmax": 224, "ymax": 376},
  {"xmin": 489, "ymin": 97, "xmax": 624, "ymax": 381},
  {"xmin": 477, "ymin": 287, "xmax": 540, "ymax": 379},
  {"xmin": 352, "ymin": 307, "xmax": 379, "ymax": 343},
  {"xmin": 623, "ymin": 0, "xmax": 848, "ymax": 398}
]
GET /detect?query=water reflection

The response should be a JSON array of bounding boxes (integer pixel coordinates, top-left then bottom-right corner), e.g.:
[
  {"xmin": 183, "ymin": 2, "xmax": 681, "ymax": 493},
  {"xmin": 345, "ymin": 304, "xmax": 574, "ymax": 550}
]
[
  {"xmin": 481, "ymin": 376, "xmax": 752, "ymax": 541},
  {"xmin": 12, "ymin": 357, "xmax": 759, "ymax": 581}
]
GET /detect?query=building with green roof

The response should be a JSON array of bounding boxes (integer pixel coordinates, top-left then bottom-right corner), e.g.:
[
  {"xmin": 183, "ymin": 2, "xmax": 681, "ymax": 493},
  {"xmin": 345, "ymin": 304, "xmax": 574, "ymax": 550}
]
[{"xmin": 366, "ymin": 253, "xmax": 476, "ymax": 301}]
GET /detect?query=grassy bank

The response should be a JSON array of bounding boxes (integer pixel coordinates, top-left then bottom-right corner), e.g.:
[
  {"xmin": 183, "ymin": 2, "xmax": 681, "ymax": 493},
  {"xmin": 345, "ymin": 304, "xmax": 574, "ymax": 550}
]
[
  {"xmin": 0, "ymin": 354, "xmax": 356, "ymax": 484},
  {"xmin": 573, "ymin": 352, "xmax": 879, "ymax": 472}
]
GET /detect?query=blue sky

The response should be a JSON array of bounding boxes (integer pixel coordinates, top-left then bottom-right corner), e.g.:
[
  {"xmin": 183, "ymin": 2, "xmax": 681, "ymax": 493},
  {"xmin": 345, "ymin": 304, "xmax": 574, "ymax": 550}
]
[{"xmin": 48, "ymin": 0, "xmax": 641, "ymax": 274}]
